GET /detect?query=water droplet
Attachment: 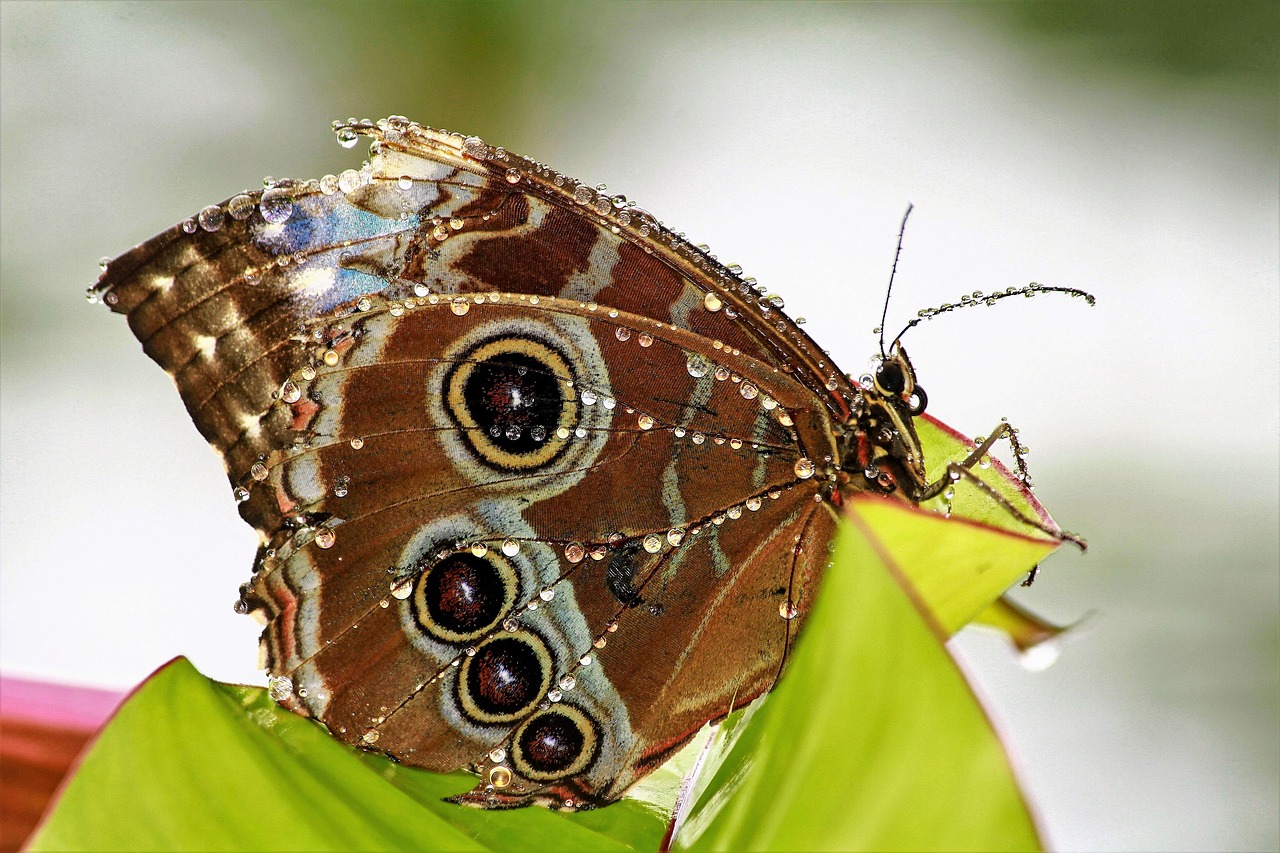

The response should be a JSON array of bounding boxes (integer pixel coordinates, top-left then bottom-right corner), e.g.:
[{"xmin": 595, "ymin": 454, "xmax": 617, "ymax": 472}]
[
  {"xmin": 548, "ymin": 688, "xmax": 563, "ymax": 703},
  {"xmin": 315, "ymin": 527, "xmax": 336, "ymax": 549},
  {"xmin": 181, "ymin": 219, "xmax": 197, "ymax": 234},
  {"xmin": 502, "ymin": 538, "xmax": 520, "ymax": 556},
  {"xmin": 580, "ymin": 390, "xmax": 597, "ymax": 405},
  {"xmin": 686, "ymin": 355, "xmax": 711, "ymax": 378},
  {"xmin": 779, "ymin": 600, "xmax": 799, "ymax": 620},
  {"xmin": 318, "ymin": 174, "xmax": 340, "ymax": 195},
  {"xmin": 727, "ymin": 506, "xmax": 743, "ymax": 520},
  {"xmin": 489, "ymin": 747, "xmax": 507, "ymax": 763},
  {"xmin": 336, "ymin": 127, "xmax": 359, "ymax": 148},
  {"xmin": 579, "ymin": 654, "xmax": 593, "ymax": 666},
  {"xmin": 558, "ymin": 674, "xmax": 577, "ymax": 692},
  {"xmin": 356, "ymin": 296, "xmax": 372, "ymax": 312},
  {"xmin": 505, "ymin": 168, "xmax": 521, "ymax": 184},
  {"xmin": 638, "ymin": 333, "xmax": 653, "ymax": 348},
  {"xmin": 667, "ymin": 528, "xmax": 685, "ymax": 547},
  {"xmin": 565, "ymin": 542, "xmax": 585, "ymax": 563},
  {"xmin": 503, "ymin": 618, "xmax": 519, "ymax": 632},
  {"xmin": 739, "ymin": 383, "xmax": 758, "ymax": 400},
  {"xmin": 540, "ymin": 587, "xmax": 555, "ymax": 601},
  {"xmin": 714, "ymin": 367, "xmax": 730, "ymax": 381},
  {"xmin": 362, "ymin": 729, "xmax": 380, "ymax": 745},
  {"xmin": 470, "ymin": 542, "xmax": 489, "ymax": 558},
  {"xmin": 593, "ymin": 636, "xmax": 607, "ymax": 649},
  {"xmin": 234, "ymin": 486, "xmax": 251, "ymax": 503},
  {"xmin": 746, "ymin": 496, "xmax": 762, "ymax": 511},
  {"xmin": 268, "ymin": 675, "xmax": 294, "ymax": 701},
  {"xmin": 615, "ymin": 326, "xmax": 631, "ymax": 342},
  {"xmin": 451, "ymin": 297, "xmax": 470, "ymax": 316},
  {"xmin": 776, "ymin": 411, "xmax": 794, "ymax": 427},
  {"xmin": 323, "ymin": 349, "xmax": 340, "ymax": 366},
  {"xmin": 643, "ymin": 534, "xmax": 662, "ymax": 553},
  {"xmin": 260, "ymin": 187, "xmax": 294, "ymax": 223},
  {"xmin": 794, "ymin": 458, "xmax": 816, "ymax": 479},
  {"xmin": 1020, "ymin": 641, "xmax": 1061, "ymax": 672},
  {"xmin": 691, "ymin": 432, "xmax": 706, "ymax": 445},
  {"xmin": 489, "ymin": 765, "xmax": 512, "ymax": 788},
  {"xmin": 250, "ymin": 462, "xmax": 269, "ymax": 481},
  {"xmin": 338, "ymin": 169, "xmax": 362, "ymax": 193},
  {"xmin": 228, "ymin": 194, "xmax": 255, "ymax": 219},
  {"xmin": 390, "ymin": 578, "xmax": 413, "ymax": 600},
  {"xmin": 637, "ymin": 414, "xmax": 655, "ymax": 430},
  {"xmin": 350, "ymin": 437, "xmax": 365, "ymax": 449},
  {"xmin": 198, "ymin": 205, "xmax": 225, "ymax": 231},
  {"xmin": 280, "ymin": 380, "xmax": 302, "ymax": 404}
]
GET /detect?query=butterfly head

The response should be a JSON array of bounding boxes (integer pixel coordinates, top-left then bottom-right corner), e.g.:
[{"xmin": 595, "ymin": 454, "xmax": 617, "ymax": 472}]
[{"xmin": 840, "ymin": 343, "xmax": 929, "ymax": 500}]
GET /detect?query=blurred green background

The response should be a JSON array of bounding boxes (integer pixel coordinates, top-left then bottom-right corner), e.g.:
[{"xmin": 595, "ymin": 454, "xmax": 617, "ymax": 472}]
[{"xmin": 1, "ymin": 2, "xmax": 1276, "ymax": 850}]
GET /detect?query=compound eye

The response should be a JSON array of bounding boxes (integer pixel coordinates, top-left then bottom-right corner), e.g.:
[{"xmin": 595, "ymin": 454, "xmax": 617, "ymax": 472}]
[
  {"xmin": 907, "ymin": 385, "xmax": 928, "ymax": 416},
  {"xmin": 874, "ymin": 362, "xmax": 905, "ymax": 396}
]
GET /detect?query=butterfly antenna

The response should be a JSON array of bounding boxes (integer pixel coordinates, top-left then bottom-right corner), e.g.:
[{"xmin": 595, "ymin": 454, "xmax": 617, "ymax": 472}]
[
  {"xmin": 890, "ymin": 282, "xmax": 1096, "ymax": 349},
  {"xmin": 879, "ymin": 203, "xmax": 914, "ymax": 358}
]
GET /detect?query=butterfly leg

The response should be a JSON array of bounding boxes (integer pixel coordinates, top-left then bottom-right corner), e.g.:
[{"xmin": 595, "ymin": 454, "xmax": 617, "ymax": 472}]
[{"xmin": 920, "ymin": 421, "xmax": 1086, "ymax": 551}]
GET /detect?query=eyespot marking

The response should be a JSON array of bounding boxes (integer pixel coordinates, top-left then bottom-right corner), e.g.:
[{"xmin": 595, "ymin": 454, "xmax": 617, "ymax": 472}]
[
  {"xmin": 444, "ymin": 335, "xmax": 579, "ymax": 470},
  {"xmin": 511, "ymin": 704, "xmax": 598, "ymax": 781},
  {"xmin": 412, "ymin": 551, "xmax": 519, "ymax": 644},
  {"xmin": 458, "ymin": 633, "xmax": 552, "ymax": 724}
]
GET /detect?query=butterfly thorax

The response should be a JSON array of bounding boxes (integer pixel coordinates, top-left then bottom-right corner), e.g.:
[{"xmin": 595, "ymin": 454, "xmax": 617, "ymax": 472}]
[{"xmin": 837, "ymin": 345, "xmax": 930, "ymax": 504}]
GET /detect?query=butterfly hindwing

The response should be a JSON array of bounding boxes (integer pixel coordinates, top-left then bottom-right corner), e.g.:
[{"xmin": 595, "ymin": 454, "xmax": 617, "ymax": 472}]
[{"xmin": 94, "ymin": 118, "xmax": 847, "ymax": 809}]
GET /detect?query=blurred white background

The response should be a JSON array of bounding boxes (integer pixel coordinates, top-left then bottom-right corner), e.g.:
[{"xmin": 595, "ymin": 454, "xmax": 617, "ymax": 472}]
[{"xmin": 2, "ymin": 2, "xmax": 1276, "ymax": 850}]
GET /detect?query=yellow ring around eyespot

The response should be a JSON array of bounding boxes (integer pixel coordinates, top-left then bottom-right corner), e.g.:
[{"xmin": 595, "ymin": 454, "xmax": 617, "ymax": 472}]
[
  {"xmin": 411, "ymin": 550, "xmax": 520, "ymax": 645},
  {"xmin": 510, "ymin": 703, "xmax": 598, "ymax": 782},
  {"xmin": 457, "ymin": 631, "xmax": 553, "ymax": 725},
  {"xmin": 445, "ymin": 336, "xmax": 579, "ymax": 470}
]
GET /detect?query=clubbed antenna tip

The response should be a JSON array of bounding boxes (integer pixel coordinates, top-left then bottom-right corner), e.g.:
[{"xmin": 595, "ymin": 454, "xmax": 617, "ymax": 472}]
[{"xmin": 889, "ymin": 282, "xmax": 1096, "ymax": 349}]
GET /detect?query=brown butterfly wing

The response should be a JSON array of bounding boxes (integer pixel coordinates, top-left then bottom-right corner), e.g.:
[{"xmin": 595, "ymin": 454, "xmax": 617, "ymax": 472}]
[{"xmin": 94, "ymin": 118, "xmax": 849, "ymax": 808}]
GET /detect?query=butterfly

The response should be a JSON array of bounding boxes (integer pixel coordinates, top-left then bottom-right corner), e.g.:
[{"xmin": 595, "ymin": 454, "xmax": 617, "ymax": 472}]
[{"xmin": 92, "ymin": 116, "xmax": 1090, "ymax": 811}]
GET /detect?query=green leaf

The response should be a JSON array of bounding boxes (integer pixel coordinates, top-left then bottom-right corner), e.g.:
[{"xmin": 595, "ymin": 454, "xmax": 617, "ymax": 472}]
[
  {"xmin": 849, "ymin": 497, "xmax": 1058, "ymax": 637},
  {"xmin": 916, "ymin": 414, "xmax": 1064, "ymax": 542},
  {"xmin": 673, "ymin": 504, "xmax": 1054, "ymax": 852},
  {"xmin": 29, "ymin": 658, "xmax": 666, "ymax": 852}
]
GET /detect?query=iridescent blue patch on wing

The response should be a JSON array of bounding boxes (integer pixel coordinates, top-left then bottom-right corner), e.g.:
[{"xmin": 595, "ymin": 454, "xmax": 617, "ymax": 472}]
[{"xmin": 252, "ymin": 192, "xmax": 418, "ymax": 259}]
